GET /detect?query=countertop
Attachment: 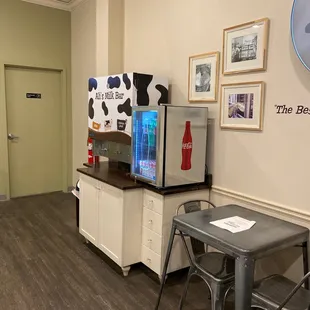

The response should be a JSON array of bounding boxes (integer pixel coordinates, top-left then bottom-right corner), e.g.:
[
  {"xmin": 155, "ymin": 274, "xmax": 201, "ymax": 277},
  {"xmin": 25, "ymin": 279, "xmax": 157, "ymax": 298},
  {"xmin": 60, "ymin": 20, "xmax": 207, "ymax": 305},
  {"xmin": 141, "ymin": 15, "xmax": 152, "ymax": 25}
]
[
  {"xmin": 78, "ymin": 162, "xmax": 211, "ymax": 196},
  {"xmin": 77, "ymin": 163, "xmax": 143, "ymax": 190}
]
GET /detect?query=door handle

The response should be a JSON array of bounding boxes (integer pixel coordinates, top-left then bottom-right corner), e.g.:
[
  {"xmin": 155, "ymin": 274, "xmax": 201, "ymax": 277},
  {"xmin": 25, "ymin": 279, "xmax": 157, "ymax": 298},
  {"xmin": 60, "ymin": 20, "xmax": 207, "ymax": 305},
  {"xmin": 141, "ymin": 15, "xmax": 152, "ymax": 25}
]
[{"xmin": 8, "ymin": 133, "xmax": 19, "ymax": 141}]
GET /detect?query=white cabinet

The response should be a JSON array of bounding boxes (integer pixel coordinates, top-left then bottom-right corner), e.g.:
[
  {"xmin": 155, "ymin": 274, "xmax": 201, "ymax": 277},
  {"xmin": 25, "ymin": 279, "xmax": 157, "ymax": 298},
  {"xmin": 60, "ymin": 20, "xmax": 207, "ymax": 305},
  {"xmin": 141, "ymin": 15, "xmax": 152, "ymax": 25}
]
[
  {"xmin": 79, "ymin": 174, "xmax": 143, "ymax": 276},
  {"xmin": 79, "ymin": 172, "xmax": 210, "ymax": 278},
  {"xmin": 79, "ymin": 175, "xmax": 100, "ymax": 246},
  {"xmin": 98, "ymin": 183, "xmax": 123, "ymax": 264},
  {"xmin": 141, "ymin": 188, "xmax": 210, "ymax": 278}
]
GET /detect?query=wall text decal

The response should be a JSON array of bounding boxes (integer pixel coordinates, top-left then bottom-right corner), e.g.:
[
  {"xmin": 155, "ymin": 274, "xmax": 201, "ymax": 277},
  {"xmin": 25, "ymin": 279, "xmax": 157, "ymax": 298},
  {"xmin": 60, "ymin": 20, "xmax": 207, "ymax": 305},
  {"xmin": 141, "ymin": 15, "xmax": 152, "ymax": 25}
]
[{"xmin": 275, "ymin": 104, "xmax": 310, "ymax": 115}]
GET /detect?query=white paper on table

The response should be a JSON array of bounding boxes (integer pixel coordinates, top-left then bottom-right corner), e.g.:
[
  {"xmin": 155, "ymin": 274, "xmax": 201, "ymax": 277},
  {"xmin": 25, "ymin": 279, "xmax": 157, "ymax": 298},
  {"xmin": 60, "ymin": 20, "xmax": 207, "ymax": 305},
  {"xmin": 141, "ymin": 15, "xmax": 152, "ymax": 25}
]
[{"xmin": 210, "ymin": 216, "xmax": 256, "ymax": 233}]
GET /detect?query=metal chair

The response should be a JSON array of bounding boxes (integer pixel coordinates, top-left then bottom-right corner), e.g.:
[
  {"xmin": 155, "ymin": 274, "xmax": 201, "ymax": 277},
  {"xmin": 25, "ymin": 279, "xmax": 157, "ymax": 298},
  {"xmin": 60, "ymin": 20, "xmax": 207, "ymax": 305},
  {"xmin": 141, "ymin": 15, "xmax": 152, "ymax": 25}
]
[
  {"xmin": 251, "ymin": 272, "xmax": 310, "ymax": 309},
  {"xmin": 176, "ymin": 200, "xmax": 235, "ymax": 310}
]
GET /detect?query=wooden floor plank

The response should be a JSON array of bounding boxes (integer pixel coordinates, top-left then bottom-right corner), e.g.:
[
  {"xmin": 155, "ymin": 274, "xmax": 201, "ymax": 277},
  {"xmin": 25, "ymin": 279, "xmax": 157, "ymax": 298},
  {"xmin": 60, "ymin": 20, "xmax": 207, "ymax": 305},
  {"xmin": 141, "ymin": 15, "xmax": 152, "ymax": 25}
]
[{"xmin": 0, "ymin": 192, "xmax": 234, "ymax": 309}]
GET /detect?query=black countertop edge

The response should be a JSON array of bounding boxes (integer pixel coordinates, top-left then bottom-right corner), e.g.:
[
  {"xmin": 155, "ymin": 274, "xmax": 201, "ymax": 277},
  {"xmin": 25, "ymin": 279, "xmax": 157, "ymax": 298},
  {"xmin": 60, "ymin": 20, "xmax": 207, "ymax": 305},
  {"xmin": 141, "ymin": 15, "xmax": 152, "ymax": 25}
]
[
  {"xmin": 77, "ymin": 167, "xmax": 143, "ymax": 191},
  {"xmin": 145, "ymin": 182, "xmax": 211, "ymax": 196},
  {"xmin": 78, "ymin": 163, "xmax": 212, "ymax": 196}
]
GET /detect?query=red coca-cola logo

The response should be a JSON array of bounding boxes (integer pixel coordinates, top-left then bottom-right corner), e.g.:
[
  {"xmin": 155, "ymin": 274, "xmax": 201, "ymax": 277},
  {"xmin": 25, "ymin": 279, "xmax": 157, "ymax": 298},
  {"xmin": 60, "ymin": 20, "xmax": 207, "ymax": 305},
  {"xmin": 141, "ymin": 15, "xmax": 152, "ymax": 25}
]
[{"xmin": 182, "ymin": 142, "xmax": 192, "ymax": 149}]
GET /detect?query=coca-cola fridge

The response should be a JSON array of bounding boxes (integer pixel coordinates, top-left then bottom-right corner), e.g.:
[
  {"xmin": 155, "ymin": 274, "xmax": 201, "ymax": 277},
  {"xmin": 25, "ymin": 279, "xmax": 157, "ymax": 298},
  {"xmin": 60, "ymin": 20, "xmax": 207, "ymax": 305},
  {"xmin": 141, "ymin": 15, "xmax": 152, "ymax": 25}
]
[{"xmin": 131, "ymin": 105, "xmax": 208, "ymax": 187}]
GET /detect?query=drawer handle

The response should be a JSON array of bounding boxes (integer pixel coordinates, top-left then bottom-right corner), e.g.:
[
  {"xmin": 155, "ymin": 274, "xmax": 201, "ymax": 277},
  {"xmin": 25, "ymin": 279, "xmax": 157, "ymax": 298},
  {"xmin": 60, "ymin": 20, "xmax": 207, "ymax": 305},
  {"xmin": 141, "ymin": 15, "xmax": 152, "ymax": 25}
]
[
  {"xmin": 147, "ymin": 258, "xmax": 151, "ymax": 264},
  {"xmin": 95, "ymin": 186, "xmax": 101, "ymax": 190},
  {"xmin": 148, "ymin": 220, "xmax": 153, "ymax": 225},
  {"xmin": 149, "ymin": 200, "xmax": 154, "ymax": 209},
  {"xmin": 148, "ymin": 239, "xmax": 152, "ymax": 243}
]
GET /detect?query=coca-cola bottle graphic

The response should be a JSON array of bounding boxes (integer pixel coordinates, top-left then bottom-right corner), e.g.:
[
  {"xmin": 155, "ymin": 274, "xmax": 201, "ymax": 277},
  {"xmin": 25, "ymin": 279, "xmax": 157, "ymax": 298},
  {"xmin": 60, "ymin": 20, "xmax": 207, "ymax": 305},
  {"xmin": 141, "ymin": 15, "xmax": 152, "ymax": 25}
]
[{"xmin": 181, "ymin": 121, "xmax": 192, "ymax": 171}]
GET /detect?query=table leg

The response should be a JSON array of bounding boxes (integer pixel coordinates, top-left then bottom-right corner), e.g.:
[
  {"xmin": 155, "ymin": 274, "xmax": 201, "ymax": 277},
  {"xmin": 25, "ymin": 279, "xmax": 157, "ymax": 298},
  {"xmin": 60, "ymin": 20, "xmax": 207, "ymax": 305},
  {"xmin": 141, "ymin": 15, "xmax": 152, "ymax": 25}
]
[
  {"xmin": 154, "ymin": 223, "xmax": 177, "ymax": 310},
  {"xmin": 302, "ymin": 241, "xmax": 309, "ymax": 290},
  {"xmin": 235, "ymin": 256, "xmax": 255, "ymax": 310}
]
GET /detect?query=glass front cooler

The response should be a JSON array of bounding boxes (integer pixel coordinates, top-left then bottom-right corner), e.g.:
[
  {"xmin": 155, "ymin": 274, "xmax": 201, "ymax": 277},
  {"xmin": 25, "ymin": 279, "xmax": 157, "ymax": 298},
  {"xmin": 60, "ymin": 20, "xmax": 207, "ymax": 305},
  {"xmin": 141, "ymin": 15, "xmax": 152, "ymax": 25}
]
[{"xmin": 132, "ymin": 109, "xmax": 158, "ymax": 183}]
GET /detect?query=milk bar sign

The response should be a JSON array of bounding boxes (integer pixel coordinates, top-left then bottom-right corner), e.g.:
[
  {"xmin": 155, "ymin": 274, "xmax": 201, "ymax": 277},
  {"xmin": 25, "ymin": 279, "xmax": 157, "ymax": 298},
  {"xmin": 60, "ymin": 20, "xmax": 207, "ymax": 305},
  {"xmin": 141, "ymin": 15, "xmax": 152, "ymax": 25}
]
[{"xmin": 26, "ymin": 93, "xmax": 41, "ymax": 99}]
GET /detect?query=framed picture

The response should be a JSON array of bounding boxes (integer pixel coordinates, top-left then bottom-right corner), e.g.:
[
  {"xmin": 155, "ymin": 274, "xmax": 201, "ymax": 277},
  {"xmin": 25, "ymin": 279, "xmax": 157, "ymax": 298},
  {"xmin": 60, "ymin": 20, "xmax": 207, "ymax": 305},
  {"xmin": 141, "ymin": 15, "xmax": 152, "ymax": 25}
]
[
  {"xmin": 222, "ymin": 18, "xmax": 269, "ymax": 75},
  {"xmin": 188, "ymin": 51, "xmax": 220, "ymax": 102},
  {"xmin": 220, "ymin": 81, "xmax": 265, "ymax": 131}
]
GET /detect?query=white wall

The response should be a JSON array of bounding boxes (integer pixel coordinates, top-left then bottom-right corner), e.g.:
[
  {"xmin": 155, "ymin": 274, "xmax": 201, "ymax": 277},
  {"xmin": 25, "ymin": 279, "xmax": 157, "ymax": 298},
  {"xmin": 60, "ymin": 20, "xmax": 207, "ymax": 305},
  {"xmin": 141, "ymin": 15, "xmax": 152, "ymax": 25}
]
[
  {"xmin": 108, "ymin": 0, "xmax": 124, "ymax": 75},
  {"xmin": 124, "ymin": 0, "xmax": 310, "ymax": 217},
  {"xmin": 71, "ymin": 0, "xmax": 124, "ymax": 182},
  {"xmin": 96, "ymin": 0, "xmax": 109, "ymax": 76},
  {"xmin": 71, "ymin": 0, "xmax": 97, "ymax": 182},
  {"xmin": 124, "ymin": 0, "xmax": 310, "ymax": 281}
]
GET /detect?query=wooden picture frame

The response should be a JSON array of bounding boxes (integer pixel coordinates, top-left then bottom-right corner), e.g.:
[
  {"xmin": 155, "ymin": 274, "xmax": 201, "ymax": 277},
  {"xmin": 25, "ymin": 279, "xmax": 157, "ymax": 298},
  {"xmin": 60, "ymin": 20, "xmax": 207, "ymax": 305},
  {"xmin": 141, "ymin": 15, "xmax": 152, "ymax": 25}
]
[
  {"xmin": 220, "ymin": 81, "xmax": 265, "ymax": 131},
  {"xmin": 188, "ymin": 51, "xmax": 220, "ymax": 102},
  {"xmin": 222, "ymin": 18, "xmax": 269, "ymax": 75}
]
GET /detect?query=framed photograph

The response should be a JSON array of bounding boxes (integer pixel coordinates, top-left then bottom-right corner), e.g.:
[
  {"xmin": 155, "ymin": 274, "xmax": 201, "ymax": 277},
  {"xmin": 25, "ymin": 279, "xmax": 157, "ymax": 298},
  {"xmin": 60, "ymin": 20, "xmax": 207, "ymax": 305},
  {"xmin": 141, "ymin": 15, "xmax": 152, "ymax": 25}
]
[
  {"xmin": 220, "ymin": 81, "xmax": 265, "ymax": 131},
  {"xmin": 188, "ymin": 51, "xmax": 220, "ymax": 102},
  {"xmin": 223, "ymin": 18, "xmax": 269, "ymax": 75}
]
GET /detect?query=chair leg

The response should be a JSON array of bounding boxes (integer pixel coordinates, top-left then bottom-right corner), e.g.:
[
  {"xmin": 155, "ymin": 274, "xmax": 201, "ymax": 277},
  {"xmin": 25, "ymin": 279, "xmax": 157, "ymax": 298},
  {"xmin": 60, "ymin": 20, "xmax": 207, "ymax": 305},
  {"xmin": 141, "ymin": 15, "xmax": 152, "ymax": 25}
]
[
  {"xmin": 179, "ymin": 267, "xmax": 194, "ymax": 310},
  {"xmin": 210, "ymin": 283, "xmax": 227, "ymax": 310},
  {"xmin": 211, "ymin": 297, "xmax": 224, "ymax": 310}
]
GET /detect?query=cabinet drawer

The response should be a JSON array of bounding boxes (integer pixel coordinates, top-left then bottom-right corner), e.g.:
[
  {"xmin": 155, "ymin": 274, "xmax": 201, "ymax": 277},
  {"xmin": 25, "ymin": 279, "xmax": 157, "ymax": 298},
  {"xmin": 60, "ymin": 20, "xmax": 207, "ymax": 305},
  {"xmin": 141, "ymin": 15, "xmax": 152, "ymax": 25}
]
[
  {"xmin": 142, "ymin": 227, "xmax": 162, "ymax": 255},
  {"xmin": 141, "ymin": 245, "xmax": 161, "ymax": 275},
  {"xmin": 143, "ymin": 208, "xmax": 162, "ymax": 235},
  {"xmin": 143, "ymin": 190, "xmax": 163, "ymax": 215}
]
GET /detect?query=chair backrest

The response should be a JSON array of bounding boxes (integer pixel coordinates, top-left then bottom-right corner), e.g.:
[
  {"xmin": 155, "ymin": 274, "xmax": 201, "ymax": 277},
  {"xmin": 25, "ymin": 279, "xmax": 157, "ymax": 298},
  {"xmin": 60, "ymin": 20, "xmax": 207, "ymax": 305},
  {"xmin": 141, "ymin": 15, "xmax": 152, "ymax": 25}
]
[{"xmin": 176, "ymin": 200, "xmax": 216, "ymax": 257}]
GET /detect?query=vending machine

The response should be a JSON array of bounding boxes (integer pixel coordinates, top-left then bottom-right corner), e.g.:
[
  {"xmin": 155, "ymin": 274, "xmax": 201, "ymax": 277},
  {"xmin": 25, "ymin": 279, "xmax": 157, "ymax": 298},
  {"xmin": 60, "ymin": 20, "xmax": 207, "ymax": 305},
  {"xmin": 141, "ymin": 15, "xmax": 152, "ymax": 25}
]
[{"xmin": 131, "ymin": 105, "xmax": 208, "ymax": 188}]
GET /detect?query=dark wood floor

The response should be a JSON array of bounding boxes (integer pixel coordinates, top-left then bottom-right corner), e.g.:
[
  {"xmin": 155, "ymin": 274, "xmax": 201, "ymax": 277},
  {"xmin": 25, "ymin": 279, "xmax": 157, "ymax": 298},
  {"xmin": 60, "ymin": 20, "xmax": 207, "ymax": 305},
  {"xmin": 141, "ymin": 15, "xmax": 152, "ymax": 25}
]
[{"xmin": 0, "ymin": 192, "xmax": 234, "ymax": 310}]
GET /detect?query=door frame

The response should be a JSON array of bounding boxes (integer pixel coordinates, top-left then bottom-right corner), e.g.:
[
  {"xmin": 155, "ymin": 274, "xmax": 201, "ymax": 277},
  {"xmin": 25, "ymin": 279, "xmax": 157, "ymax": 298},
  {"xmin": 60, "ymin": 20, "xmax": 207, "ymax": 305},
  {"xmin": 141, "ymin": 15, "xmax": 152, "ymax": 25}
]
[{"xmin": 0, "ymin": 62, "xmax": 69, "ymax": 199}]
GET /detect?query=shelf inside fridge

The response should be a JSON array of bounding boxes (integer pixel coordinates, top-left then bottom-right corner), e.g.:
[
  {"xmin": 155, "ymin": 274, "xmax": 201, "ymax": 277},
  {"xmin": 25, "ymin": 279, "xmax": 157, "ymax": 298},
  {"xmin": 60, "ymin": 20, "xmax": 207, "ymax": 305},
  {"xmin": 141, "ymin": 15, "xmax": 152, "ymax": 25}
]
[{"xmin": 132, "ymin": 110, "xmax": 158, "ymax": 182}]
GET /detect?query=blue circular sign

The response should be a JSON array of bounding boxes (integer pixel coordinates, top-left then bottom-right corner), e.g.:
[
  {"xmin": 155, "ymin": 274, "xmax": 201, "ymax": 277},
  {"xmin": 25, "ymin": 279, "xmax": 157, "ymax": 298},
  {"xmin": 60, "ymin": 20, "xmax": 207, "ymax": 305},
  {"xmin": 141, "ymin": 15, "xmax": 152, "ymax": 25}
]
[{"xmin": 291, "ymin": 0, "xmax": 310, "ymax": 71}]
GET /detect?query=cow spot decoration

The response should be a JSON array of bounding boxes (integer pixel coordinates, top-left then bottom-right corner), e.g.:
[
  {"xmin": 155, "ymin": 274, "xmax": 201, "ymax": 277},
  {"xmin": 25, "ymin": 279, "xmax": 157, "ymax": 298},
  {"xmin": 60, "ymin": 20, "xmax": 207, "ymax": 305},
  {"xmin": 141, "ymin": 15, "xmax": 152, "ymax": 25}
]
[
  {"xmin": 102, "ymin": 101, "xmax": 109, "ymax": 116},
  {"xmin": 89, "ymin": 98, "xmax": 94, "ymax": 119},
  {"xmin": 155, "ymin": 84, "xmax": 169, "ymax": 105},
  {"xmin": 123, "ymin": 73, "xmax": 131, "ymax": 90},
  {"xmin": 133, "ymin": 74, "xmax": 153, "ymax": 106},
  {"xmin": 88, "ymin": 78, "xmax": 98, "ymax": 92},
  {"xmin": 107, "ymin": 76, "xmax": 121, "ymax": 89},
  {"xmin": 88, "ymin": 73, "xmax": 169, "ymax": 139},
  {"xmin": 118, "ymin": 98, "xmax": 132, "ymax": 116}
]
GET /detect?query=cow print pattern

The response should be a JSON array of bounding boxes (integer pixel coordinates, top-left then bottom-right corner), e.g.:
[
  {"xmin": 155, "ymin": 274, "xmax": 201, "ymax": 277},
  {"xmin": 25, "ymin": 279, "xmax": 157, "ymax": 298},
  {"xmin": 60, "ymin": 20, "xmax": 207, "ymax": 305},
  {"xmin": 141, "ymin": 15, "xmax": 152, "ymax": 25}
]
[
  {"xmin": 117, "ymin": 98, "xmax": 132, "ymax": 116},
  {"xmin": 107, "ymin": 76, "xmax": 121, "ymax": 89},
  {"xmin": 102, "ymin": 101, "xmax": 109, "ymax": 116},
  {"xmin": 155, "ymin": 85, "xmax": 169, "ymax": 105},
  {"xmin": 89, "ymin": 98, "xmax": 94, "ymax": 119},
  {"xmin": 123, "ymin": 73, "xmax": 131, "ymax": 90},
  {"xmin": 88, "ymin": 78, "xmax": 98, "ymax": 92},
  {"xmin": 133, "ymin": 73, "xmax": 153, "ymax": 106}
]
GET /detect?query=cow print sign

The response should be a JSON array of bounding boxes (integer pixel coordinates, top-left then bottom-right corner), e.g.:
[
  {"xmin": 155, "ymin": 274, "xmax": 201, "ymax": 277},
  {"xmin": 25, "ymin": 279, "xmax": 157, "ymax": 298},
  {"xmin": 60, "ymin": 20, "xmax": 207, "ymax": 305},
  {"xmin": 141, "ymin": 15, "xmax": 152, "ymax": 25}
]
[{"xmin": 88, "ymin": 72, "xmax": 169, "ymax": 138}]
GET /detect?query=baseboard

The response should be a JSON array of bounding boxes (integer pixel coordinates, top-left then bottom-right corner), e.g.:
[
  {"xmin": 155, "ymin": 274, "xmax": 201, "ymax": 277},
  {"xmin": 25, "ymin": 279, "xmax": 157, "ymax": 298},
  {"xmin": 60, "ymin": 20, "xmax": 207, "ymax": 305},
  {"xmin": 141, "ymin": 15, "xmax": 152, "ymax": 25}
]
[
  {"xmin": 67, "ymin": 186, "xmax": 75, "ymax": 192},
  {"xmin": 0, "ymin": 194, "xmax": 7, "ymax": 201},
  {"xmin": 211, "ymin": 186, "xmax": 310, "ymax": 223}
]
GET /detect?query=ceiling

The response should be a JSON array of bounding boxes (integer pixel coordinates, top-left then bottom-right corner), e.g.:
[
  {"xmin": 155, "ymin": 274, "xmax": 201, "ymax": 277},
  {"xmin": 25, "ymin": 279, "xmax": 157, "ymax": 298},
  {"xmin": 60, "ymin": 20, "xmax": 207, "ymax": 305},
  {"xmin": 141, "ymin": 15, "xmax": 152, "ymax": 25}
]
[{"xmin": 21, "ymin": 0, "xmax": 85, "ymax": 11}]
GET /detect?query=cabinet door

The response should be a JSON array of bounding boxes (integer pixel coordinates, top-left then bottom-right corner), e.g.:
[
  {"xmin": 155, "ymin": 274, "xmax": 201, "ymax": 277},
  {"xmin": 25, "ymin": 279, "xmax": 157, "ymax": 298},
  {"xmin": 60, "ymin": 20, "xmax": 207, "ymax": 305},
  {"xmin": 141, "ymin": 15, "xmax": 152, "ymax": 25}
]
[
  {"xmin": 98, "ymin": 184, "xmax": 123, "ymax": 264},
  {"xmin": 79, "ymin": 176, "xmax": 99, "ymax": 245}
]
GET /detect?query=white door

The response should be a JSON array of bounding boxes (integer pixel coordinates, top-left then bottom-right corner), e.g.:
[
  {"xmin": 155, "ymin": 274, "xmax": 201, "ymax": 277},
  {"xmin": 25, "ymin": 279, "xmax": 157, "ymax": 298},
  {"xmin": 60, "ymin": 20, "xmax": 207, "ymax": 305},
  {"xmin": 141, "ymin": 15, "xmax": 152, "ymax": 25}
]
[
  {"xmin": 98, "ymin": 184, "xmax": 123, "ymax": 264},
  {"xmin": 79, "ymin": 176, "xmax": 99, "ymax": 245},
  {"xmin": 5, "ymin": 66, "xmax": 63, "ymax": 197}
]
